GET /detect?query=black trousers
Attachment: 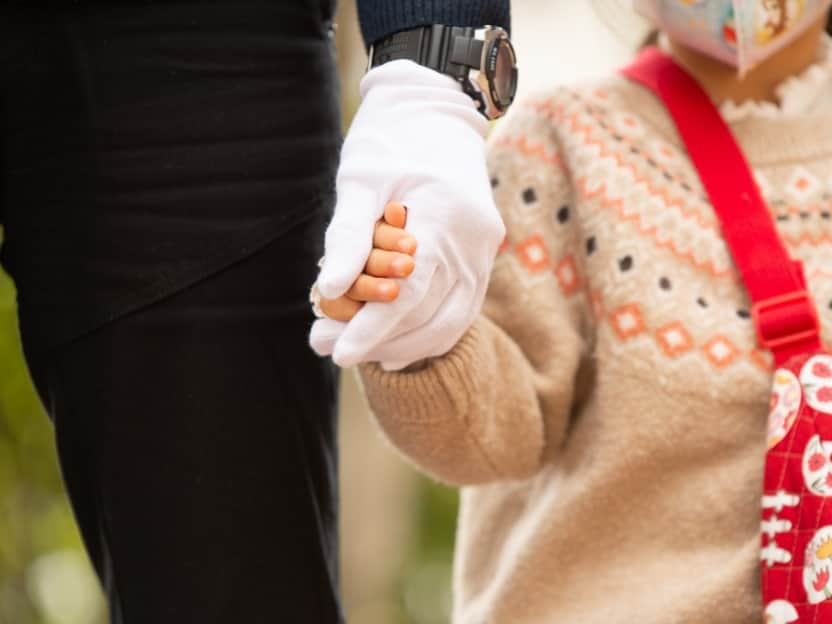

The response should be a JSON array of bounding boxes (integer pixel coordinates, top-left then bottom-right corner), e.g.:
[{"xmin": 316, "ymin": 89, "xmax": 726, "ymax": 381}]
[{"xmin": 1, "ymin": 2, "xmax": 343, "ymax": 622}]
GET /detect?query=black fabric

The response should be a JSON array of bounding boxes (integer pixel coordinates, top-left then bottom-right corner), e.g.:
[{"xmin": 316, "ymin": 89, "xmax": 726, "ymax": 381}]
[
  {"xmin": 0, "ymin": 1, "xmax": 341, "ymax": 354},
  {"xmin": 24, "ymin": 212, "xmax": 342, "ymax": 623},
  {"xmin": 356, "ymin": 0, "xmax": 511, "ymax": 49},
  {"xmin": 1, "ymin": 2, "xmax": 343, "ymax": 622}
]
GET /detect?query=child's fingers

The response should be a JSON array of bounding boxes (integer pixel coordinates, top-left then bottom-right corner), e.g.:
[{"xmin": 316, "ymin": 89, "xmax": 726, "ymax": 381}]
[
  {"xmin": 365, "ymin": 249, "xmax": 415, "ymax": 278},
  {"xmin": 374, "ymin": 222, "xmax": 417, "ymax": 254},
  {"xmin": 347, "ymin": 274, "xmax": 400, "ymax": 302},
  {"xmin": 319, "ymin": 295, "xmax": 364, "ymax": 322},
  {"xmin": 383, "ymin": 201, "xmax": 407, "ymax": 229}
]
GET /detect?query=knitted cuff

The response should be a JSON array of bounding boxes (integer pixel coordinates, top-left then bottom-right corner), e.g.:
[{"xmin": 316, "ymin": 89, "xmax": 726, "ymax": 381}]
[
  {"xmin": 358, "ymin": 320, "xmax": 485, "ymax": 425},
  {"xmin": 357, "ymin": 321, "xmax": 506, "ymax": 485},
  {"xmin": 358, "ymin": 0, "xmax": 511, "ymax": 49}
]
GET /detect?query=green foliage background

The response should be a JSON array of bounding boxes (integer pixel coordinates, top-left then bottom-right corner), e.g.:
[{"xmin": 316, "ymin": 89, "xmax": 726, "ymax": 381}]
[{"xmin": 0, "ymin": 261, "xmax": 107, "ymax": 624}]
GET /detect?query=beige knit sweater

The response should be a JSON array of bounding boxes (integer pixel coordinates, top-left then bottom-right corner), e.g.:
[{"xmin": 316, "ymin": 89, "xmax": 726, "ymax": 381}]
[{"xmin": 359, "ymin": 60, "xmax": 832, "ymax": 623}]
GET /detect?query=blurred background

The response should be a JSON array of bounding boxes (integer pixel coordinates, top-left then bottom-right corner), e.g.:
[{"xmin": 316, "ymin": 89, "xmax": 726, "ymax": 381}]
[{"xmin": 0, "ymin": 2, "xmax": 636, "ymax": 623}]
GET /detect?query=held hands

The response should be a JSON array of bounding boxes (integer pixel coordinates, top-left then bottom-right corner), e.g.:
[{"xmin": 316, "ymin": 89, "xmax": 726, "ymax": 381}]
[
  {"xmin": 317, "ymin": 202, "xmax": 416, "ymax": 323},
  {"xmin": 309, "ymin": 60, "xmax": 505, "ymax": 370}
]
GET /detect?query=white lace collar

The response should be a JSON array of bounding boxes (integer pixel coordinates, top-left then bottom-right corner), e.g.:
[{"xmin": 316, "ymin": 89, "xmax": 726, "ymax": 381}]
[
  {"xmin": 658, "ymin": 34, "xmax": 832, "ymax": 122},
  {"xmin": 720, "ymin": 35, "xmax": 832, "ymax": 122}
]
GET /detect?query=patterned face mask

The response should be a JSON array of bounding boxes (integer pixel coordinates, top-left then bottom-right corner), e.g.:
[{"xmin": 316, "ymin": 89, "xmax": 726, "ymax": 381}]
[{"xmin": 633, "ymin": 0, "xmax": 832, "ymax": 74}]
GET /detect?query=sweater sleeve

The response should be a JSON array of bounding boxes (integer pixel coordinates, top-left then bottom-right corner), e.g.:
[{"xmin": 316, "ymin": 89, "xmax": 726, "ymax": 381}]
[
  {"xmin": 357, "ymin": 0, "xmax": 511, "ymax": 48},
  {"xmin": 358, "ymin": 97, "xmax": 593, "ymax": 487}
]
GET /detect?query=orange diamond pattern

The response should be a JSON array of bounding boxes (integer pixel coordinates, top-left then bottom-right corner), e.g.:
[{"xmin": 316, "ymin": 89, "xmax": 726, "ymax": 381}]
[
  {"xmin": 555, "ymin": 254, "xmax": 581, "ymax": 296},
  {"xmin": 656, "ymin": 322, "xmax": 694, "ymax": 357},
  {"xmin": 703, "ymin": 336, "xmax": 739, "ymax": 368},
  {"xmin": 516, "ymin": 234, "xmax": 550, "ymax": 272},
  {"xmin": 750, "ymin": 348, "xmax": 775, "ymax": 373},
  {"xmin": 610, "ymin": 304, "xmax": 646, "ymax": 340}
]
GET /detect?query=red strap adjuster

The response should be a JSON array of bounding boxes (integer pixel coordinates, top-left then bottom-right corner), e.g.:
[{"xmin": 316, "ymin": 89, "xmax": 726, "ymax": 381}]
[{"xmin": 752, "ymin": 290, "xmax": 821, "ymax": 354}]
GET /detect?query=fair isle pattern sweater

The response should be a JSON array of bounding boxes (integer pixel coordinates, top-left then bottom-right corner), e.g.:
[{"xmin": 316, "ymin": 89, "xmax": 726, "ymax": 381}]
[{"xmin": 358, "ymin": 60, "xmax": 832, "ymax": 623}]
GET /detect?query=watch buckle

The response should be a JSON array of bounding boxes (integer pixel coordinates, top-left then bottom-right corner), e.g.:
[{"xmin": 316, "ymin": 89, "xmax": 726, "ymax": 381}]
[{"xmin": 366, "ymin": 45, "xmax": 375, "ymax": 73}]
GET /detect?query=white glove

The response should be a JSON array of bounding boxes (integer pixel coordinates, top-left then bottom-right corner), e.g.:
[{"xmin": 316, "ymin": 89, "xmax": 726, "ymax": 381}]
[{"xmin": 310, "ymin": 60, "xmax": 505, "ymax": 370}]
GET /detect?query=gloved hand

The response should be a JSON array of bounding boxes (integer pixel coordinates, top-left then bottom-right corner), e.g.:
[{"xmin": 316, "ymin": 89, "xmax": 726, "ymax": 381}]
[{"xmin": 310, "ymin": 60, "xmax": 505, "ymax": 370}]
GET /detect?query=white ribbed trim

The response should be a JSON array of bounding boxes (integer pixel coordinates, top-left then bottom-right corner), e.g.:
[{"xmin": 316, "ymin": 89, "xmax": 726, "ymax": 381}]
[{"xmin": 720, "ymin": 35, "xmax": 832, "ymax": 122}]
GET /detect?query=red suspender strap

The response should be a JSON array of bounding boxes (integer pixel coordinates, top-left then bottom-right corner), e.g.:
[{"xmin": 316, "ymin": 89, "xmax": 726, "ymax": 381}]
[{"xmin": 620, "ymin": 48, "xmax": 821, "ymax": 366}]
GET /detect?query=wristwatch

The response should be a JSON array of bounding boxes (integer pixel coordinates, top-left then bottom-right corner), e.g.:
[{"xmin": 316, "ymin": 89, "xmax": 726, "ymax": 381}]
[{"xmin": 368, "ymin": 25, "xmax": 518, "ymax": 120}]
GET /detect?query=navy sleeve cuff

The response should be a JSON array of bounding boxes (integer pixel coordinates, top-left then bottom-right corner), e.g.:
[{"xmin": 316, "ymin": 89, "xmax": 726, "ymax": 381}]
[{"xmin": 358, "ymin": 0, "xmax": 511, "ymax": 48}]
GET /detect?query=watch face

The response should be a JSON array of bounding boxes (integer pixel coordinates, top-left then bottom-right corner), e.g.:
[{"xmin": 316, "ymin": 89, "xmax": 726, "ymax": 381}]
[{"xmin": 489, "ymin": 39, "xmax": 518, "ymax": 112}]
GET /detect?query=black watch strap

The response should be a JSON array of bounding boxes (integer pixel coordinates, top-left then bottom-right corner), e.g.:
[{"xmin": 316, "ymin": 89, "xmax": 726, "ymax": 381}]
[{"xmin": 369, "ymin": 25, "xmax": 484, "ymax": 81}]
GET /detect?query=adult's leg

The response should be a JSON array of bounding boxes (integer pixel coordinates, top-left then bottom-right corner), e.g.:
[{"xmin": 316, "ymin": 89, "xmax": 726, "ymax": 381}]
[
  {"xmin": 25, "ymin": 210, "xmax": 342, "ymax": 623},
  {"xmin": 2, "ymin": 2, "xmax": 344, "ymax": 621}
]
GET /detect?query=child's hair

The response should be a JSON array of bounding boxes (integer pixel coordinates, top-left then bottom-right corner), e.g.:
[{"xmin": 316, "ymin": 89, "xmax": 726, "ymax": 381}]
[{"xmin": 827, "ymin": 9, "xmax": 832, "ymax": 35}]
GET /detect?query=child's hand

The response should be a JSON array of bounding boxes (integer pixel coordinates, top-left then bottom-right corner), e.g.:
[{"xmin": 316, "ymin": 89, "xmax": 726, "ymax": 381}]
[{"xmin": 318, "ymin": 202, "xmax": 417, "ymax": 322}]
